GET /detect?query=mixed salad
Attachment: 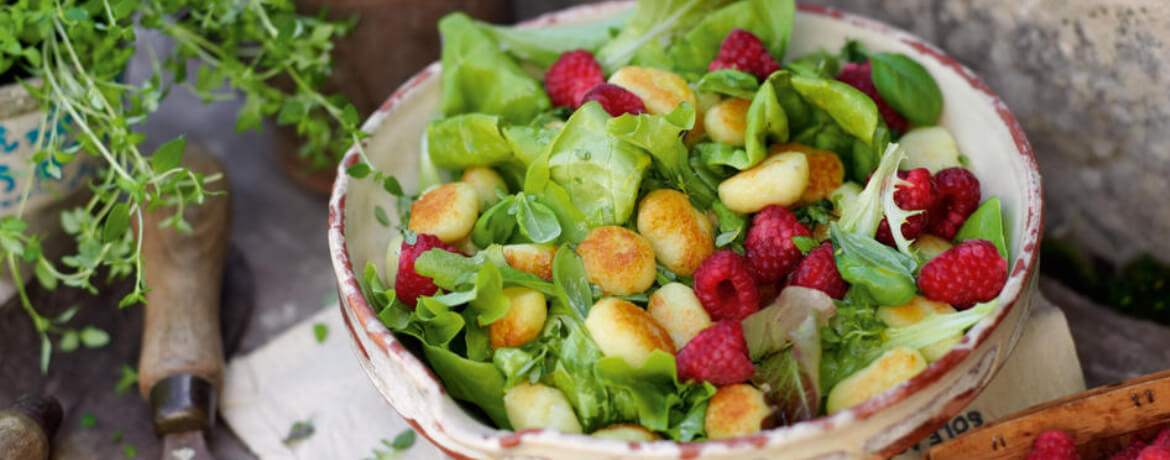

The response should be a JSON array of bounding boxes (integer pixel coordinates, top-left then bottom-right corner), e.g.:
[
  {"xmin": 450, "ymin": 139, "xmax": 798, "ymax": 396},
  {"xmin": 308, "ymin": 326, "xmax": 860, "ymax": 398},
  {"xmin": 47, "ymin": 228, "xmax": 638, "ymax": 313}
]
[{"xmin": 358, "ymin": 0, "xmax": 1012, "ymax": 442}]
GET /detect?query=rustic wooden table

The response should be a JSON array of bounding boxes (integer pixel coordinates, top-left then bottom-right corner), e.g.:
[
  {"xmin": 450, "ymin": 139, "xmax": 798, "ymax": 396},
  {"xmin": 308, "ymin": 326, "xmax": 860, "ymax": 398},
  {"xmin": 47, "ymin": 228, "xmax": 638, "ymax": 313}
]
[{"xmin": 2, "ymin": 9, "xmax": 1169, "ymax": 460}]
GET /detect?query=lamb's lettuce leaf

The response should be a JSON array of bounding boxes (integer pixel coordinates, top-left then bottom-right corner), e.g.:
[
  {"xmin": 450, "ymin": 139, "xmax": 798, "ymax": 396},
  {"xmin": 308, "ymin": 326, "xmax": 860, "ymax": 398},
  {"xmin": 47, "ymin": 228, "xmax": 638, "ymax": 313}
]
[
  {"xmin": 595, "ymin": 0, "xmax": 737, "ymax": 73},
  {"xmin": 483, "ymin": 11, "xmax": 632, "ymax": 69},
  {"xmin": 667, "ymin": 0, "xmax": 796, "ymax": 79},
  {"xmin": 545, "ymin": 102, "xmax": 651, "ymax": 226},
  {"xmin": 438, "ymin": 13, "xmax": 550, "ymax": 123}
]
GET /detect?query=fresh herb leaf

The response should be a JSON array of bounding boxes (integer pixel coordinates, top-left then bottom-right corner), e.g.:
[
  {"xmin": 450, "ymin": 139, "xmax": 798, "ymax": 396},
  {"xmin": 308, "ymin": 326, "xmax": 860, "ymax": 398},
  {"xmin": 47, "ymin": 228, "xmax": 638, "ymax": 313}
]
[
  {"xmin": 954, "ymin": 198, "xmax": 1008, "ymax": 260},
  {"xmin": 515, "ymin": 194, "xmax": 562, "ymax": 244},
  {"xmin": 59, "ymin": 330, "xmax": 79, "ymax": 352},
  {"xmin": 313, "ymin": 323, "xmax": 329, "ymax": 344},
  {"xmin": 79, "ymin": 326, "xmax": 109, "ymax": 348},
  {"xmin": 80, "ymin": 413, "xmax": 97, "ymax": 428},
  {"xmin": 868, "ymin": 52, "xmax": 943, "ymax": 126},
  {"xmin": 792, "ymin": 236, "xmax": 819, "ymax": 254},
  {"xmin": 374, "ymin": 206, "xmax": 391, "ymax": 227},
  {"xmin": 122, "ymin": 445, "xmax": 136, "ymax": 459},
  {"xmin": 347, "ymin": 163, "xmax": 372, "ymax": 179},
  {"xmin": 115, "ymin": 365, "xmax": 138, "ymax": 395},
  {"xmin": 282, "ymin": 419, "xmax": 315, "ymax": 445},
  {"xmin": 793, "ymin": 199, "xmax": 834, "ymax": 229},
  {"xmin": 830, "ymin": 223, "xmax": 917, "ymax": 307},
  {"xmin": 552, "ymin": 245, "xmax": 593, "ymax": 322},
  {"xmin": 389, "ymin": 429, "xmax": 416, "ymax": 451}
]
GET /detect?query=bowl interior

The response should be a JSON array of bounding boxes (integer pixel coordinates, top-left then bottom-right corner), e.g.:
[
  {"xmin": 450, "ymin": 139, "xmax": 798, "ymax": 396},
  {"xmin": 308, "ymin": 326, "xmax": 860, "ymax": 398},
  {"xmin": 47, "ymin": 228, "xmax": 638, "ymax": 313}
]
[{"xmin": 332, "ymin": 2, "xmax": 1041, "ymax": 456}]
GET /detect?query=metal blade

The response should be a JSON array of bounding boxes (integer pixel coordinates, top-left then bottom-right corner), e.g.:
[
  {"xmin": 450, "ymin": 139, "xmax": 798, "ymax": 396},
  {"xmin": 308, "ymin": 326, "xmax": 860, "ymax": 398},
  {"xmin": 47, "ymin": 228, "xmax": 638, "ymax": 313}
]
[{"xmin": 161, "ymin": 431, "xmax": 215, "ymax": 460}]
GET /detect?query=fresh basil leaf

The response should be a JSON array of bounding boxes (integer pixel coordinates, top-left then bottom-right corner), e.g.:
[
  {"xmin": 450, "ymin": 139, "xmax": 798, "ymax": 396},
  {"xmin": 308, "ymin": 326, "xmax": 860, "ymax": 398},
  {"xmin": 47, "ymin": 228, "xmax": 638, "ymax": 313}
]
[
  {"xmin": 954, "ymin": 198, "xmax": 1008, "ymax": 260},
  {"xmin": 830, "ymin": 223, "xmax": 917, "ymax": 306},
  {"xmin": 694, "ymin": 69, "xmax": 760, "ymax": 99},
  {"xmin": 515, "ymin": 195, "xmax": 562, "ymax": 244},
  {"xmin": 472, "ymin": 197, "xmax": 518, "ymax": 248},
  {"xmin": 869, "ymin": 52, "xmax": 943, "ymax": 126},
  {"xmin": 552, "ymin": 245, "xmax": 593, "ymax": 322}
]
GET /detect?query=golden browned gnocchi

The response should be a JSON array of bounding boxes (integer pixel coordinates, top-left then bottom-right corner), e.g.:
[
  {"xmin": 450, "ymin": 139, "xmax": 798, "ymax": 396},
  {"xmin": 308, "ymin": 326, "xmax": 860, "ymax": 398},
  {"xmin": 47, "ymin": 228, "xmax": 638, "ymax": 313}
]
[
  {"xmin": 460, "ymin": 166, "xmax": 507, "ymax": 208},
  {"xmin": 636, "ymin": 190, "xmax": 715, "ymax": 277},
  {"xmin": 647, "ymin": 283, "xmax": 711, "ymax": 349},
  {"xmin": 826, "ymin": 346, "xmax": 927, "ymax": 414},
  {"xmin": 576, "ymin": 226, "xmax": 657, "ymax": 295},
  {"xmin": 584, "ymin": 297, "xmax": 674, "ymax": 368},
  {"xmin": 591, "ymin": 424, "xmax": 661, "ymax": 441},
  {"xmin": 502, "ymin": 243, "xmax": 558, "ymax": 281},
  {"xmin": 704, "ymin": 98, "xmax": 751, "ymax": 147},
  {"xmin": 503, "ymin": 383, "xmax": 583, "ymax": 433},
  {"xmin": 408, "ymin": 182, "xmax": 480, "ymax": 243},
  {"xmin": 608, "ymin": 66, "xmax": 696, "ymax": 115},
  {"xmin": 704, "ymin": 384, "xmax": 773, "ymax": 440},
  {"xmin": 717, "ymin": 151, "xmax": 810, "ymax": 214},
  {"xmin": 490, "ymin": 286, "xmax": 548, "ymax": 349}
]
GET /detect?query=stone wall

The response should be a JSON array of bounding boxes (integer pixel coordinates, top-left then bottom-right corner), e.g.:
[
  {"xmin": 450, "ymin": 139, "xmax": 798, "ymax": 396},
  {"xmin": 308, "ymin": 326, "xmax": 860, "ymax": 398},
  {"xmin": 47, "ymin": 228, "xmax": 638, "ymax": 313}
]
[{"xmin": 515, "ymin": 0, "xmax": 1170, "ymax": 265}]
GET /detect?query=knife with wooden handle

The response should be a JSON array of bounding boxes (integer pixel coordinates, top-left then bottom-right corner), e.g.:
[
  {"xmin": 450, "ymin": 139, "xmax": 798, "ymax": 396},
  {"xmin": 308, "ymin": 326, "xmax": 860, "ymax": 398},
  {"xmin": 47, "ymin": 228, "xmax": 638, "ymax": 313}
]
[{"xmin": 137, "ymin": 146, "xmax": 230, "ymax": 460}]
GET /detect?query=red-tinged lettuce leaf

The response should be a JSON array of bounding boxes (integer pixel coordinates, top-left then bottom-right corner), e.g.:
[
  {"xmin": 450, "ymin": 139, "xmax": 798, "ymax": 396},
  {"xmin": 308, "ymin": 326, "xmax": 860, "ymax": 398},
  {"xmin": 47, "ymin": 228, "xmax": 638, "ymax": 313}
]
[
  {"xmin": 741, "ymin": 286, "xmax": 836, "ymax": 361},
  {"xmin": 750, "ymin": 313, "xmax": 822, "ymax": 425}
]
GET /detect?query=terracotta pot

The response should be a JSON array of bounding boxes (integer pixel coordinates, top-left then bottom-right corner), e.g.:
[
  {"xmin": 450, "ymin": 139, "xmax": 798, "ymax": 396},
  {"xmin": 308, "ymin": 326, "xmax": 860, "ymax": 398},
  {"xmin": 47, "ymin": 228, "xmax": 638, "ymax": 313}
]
[
  {"xmin": 327, "ymin": 2, "xmax": 1045, "ymax": 458},
  {"xmin": 276, "ymin": 0, "xmax": 512, "ymax": 195}
]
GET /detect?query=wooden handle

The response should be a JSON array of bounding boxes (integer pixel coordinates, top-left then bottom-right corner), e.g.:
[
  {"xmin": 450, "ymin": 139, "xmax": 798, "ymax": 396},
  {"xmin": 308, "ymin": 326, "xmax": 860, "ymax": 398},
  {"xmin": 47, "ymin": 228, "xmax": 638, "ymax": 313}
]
[
  {"xmin": 138, "ymin": 147, "xmax": 231, "ymax": 398},
  {"xmin": 928, "ymin": 369, "xmax": 1170, "ymax": 460}
]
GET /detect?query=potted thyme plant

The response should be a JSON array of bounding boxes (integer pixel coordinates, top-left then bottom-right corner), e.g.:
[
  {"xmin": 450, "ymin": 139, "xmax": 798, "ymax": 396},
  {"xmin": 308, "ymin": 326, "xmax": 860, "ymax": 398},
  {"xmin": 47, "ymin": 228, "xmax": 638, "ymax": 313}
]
[{"xmin": 0, "ymin": 0, "xmax": 366, "ymax": 369}]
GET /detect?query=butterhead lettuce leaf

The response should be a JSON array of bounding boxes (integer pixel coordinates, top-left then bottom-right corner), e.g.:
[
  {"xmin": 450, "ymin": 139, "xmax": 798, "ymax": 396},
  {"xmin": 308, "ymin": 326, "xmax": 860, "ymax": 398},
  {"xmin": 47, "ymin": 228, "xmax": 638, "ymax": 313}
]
[{"xmin": 438, "ymin": 13, "xmax": 550, "ymax": 123}]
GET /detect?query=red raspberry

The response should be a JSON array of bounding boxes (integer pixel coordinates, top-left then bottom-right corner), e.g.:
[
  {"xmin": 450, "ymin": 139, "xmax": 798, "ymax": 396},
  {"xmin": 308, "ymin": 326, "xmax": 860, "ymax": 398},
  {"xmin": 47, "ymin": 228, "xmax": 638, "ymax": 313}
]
[
  {"xmin": 876, "ymin": 168, "xmax": 935, "ymax": 246},
  {"xmin": 837, "ymin": 61, "xmax": 909, "ymax": 134},
  {"xmin": 395, "ymin": 233, "xmax": 459, "ymax": 307},
  {"xmin": 1154, "ymin": 427, "xmax": 1170, "ymax": 447},
  {"xmin": 1027, "ymin": 430, "xmax": 1080, "ymax": 460},
  {"xmin": 745, "ymin": 205, "xmax": 811, "ymax": 284},
  {"xmin": 580, "ymin": 83, "xmax": 646, "ymax": 117},
  {"xmin": 708, "ymin": 29, "xmax": 781, "ymax": 80},
  {"xmin": 693, "ymin": 250, "xmax": 761, "ymax": 321},
  {"xmin": 917, "ymin": 239, "xmax": 1007, "ymax": 309},
  {"xmin": 545, "ymin": 50, "xmax": 604, "ymax": 108},
  {"xmin": 1110, "ymin": 440, "xmax": 1149, "ymax": 460},
  {"xmin": 789, "ymin": 242, "xmax": 848, "ymax": 299},
  {"xmin": 927, "ymin": 167, "xmax": 982, "ymax": 239},
  {"xmin": 675, "ymin": 321, "xmax": 755, "ymax": 386},
  {"xmin": 1138, "ymin": 446, "xmax": 1170, "ymax": 460}
]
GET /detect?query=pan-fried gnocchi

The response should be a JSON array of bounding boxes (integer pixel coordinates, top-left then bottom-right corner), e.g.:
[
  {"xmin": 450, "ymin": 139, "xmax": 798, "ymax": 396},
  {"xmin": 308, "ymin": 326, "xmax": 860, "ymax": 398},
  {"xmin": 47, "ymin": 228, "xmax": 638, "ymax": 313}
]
[
  {"xmin": 705, "ymin": 384, "xmax": 772, "ymax": 440},
  {"xmin": 608, "ymin": 66, "xmax": 696, "ymax": 115},
  {"xmin": 647, "ymin": 283, "xmax": 711, "ymax": 349},
  {"xmin": 504, "ymin": 383, "xmax": 583, "ymax": 433},
  {"xmin": 407, "ymin": 182, "xmax": 480, "ymax": 243},
  {"xmin": 489, "ymin": 287, "xmax": 548, "ymax": 349},
  {"xmin": 636, "ymin": 190, "xmax": 715, "ymax": 277},
  {"xmin": 584, "ymin": 297, "xmax": 674, "ymax": 368},
  {"xmin": 576, "ymin": 226, "xmax": 657, "ymax": 295},
  {"xmin": 717, "ymin": 151, "xmax": 810, "ymax": 213}
]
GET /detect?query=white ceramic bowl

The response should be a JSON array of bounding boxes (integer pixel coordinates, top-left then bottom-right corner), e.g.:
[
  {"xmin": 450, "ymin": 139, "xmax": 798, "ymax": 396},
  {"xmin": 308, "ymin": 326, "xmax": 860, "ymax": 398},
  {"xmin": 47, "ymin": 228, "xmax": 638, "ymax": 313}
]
[{"xmin": 327, "ymin": 3, "xmax": 1043, "ymax": 458}]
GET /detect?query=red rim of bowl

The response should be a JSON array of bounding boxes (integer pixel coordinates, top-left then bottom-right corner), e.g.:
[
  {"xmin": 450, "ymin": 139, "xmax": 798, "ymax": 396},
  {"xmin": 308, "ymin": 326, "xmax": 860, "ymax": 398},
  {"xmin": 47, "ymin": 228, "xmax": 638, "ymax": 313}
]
[{"xmin": 327, "ymin": 2, "xmax": 1043, "ymax": 457}]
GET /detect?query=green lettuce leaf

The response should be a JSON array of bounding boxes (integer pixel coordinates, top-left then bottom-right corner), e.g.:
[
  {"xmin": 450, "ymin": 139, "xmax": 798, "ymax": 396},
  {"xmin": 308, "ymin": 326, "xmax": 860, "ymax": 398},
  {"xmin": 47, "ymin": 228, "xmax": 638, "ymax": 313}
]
[
  {"xmin": 438, "ymin": 13, "xmax": 550, "ymax": 123},
  {"xmin": 545, "ymin": 102, "xmax": 651, "ymax": 226},
  {"xmin": 595, "ymin": 0, "xmax": 736, "ymax": 73},
  {"xmin": 743, "ymin": 72, "xmax": 790, "ymax": 169},
  {"xmin": 607, "ymin": 103, "xmax": 717, "ymax": 208},
  {"xmin": 694, "ymin": 69, "xmax": 760, "ymax": 99},
  {"xmin": 424, "ymin": 344, "xmax": 511, "ymax": 428},
  {"xmin": 426, "ymin": 114, "xmax": 514, "ymax": 169},
  {"xmin": 667, "ymin": 0, "xmax": 796, "ymax": 79},
  {"xmin": 483, "ymin": 12, "xmax": 632, "ymax": 69},
  {"xmin": 785, "ymin": 50, "xmax": 840, "ymax": 79},
  {"xmin": 595, "ymin": 351, "xmax": 717, "ymax": 440},
  {"xmin": 955, "ymin": 198, "xmax": 1008, "ymax": 260}
]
